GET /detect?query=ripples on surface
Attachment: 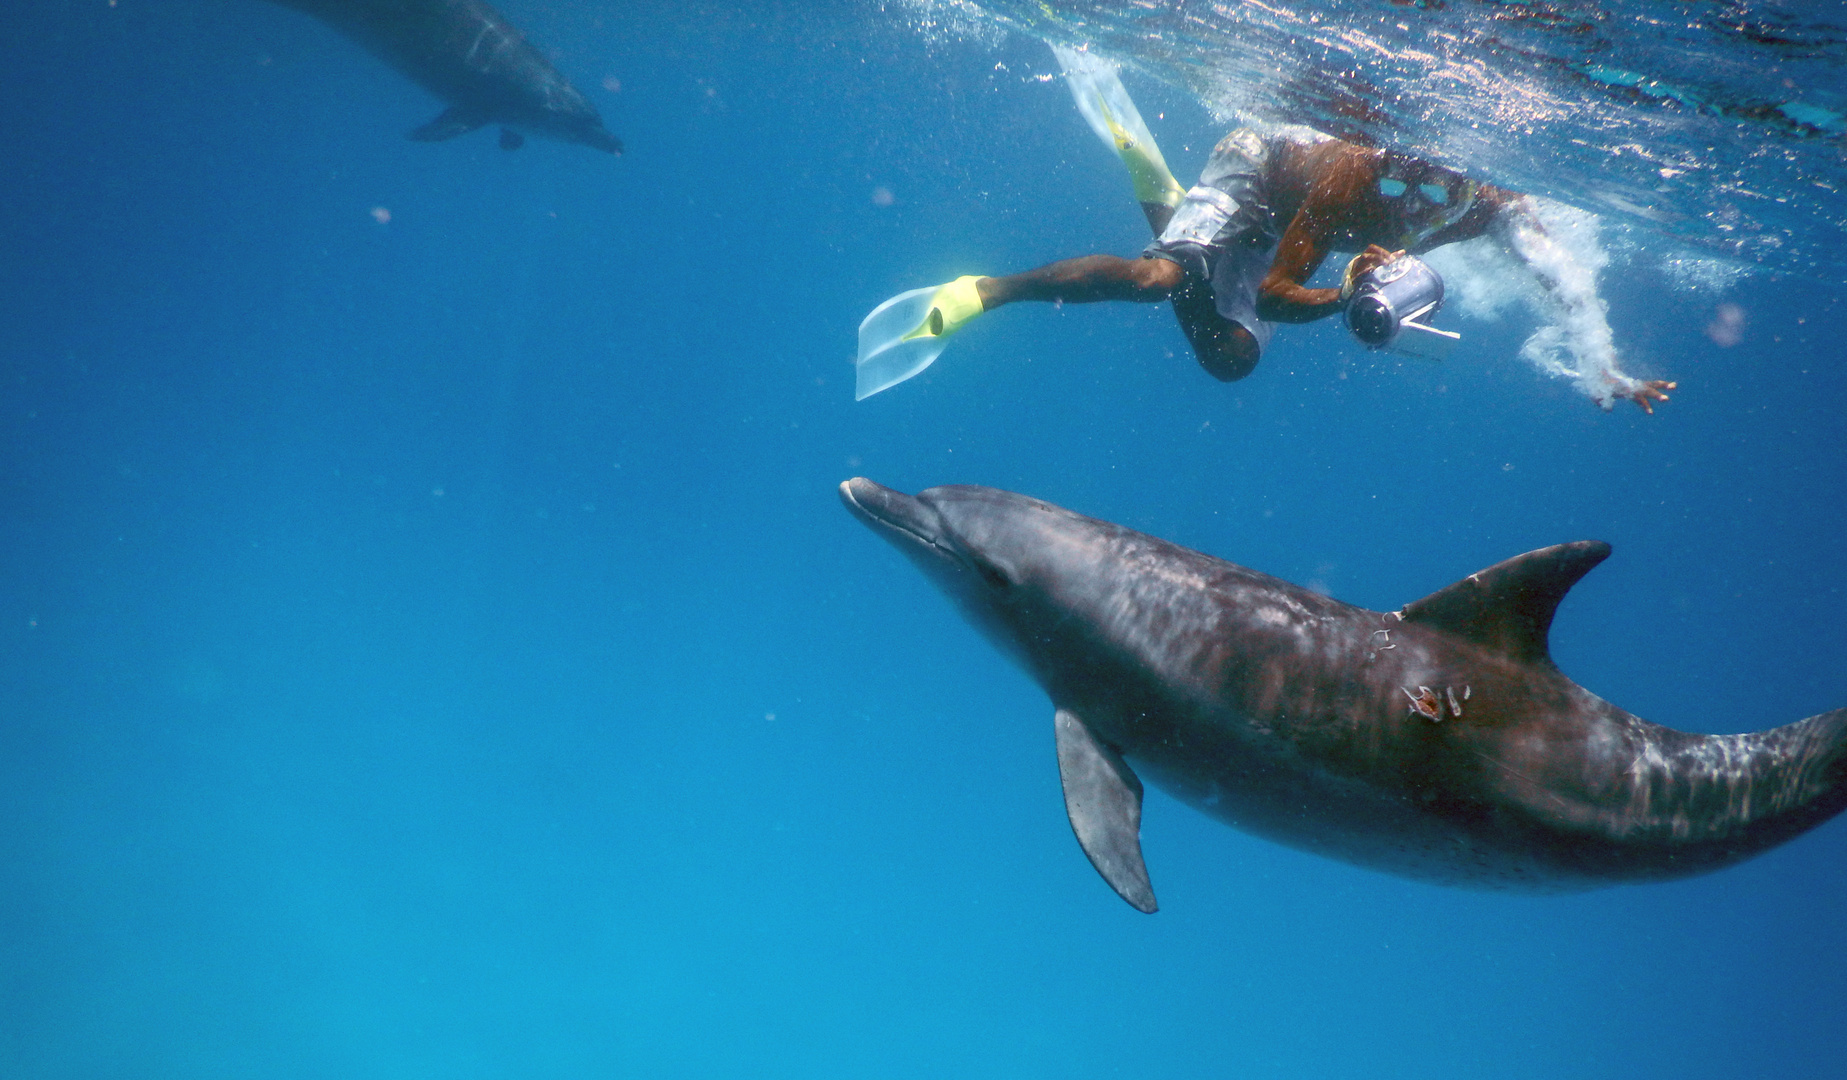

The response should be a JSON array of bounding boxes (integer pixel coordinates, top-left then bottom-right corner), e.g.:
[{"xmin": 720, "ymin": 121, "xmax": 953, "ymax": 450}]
[{"xmin": 909, "ymin": 0, "xmax": 1847, "ymax": 274}]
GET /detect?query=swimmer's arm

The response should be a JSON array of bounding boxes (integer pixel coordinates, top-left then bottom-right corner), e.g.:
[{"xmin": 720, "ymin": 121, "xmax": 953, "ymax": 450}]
[
  {"xmin": 1483, "ymin": 189, "xmax": 1677, "ymax": 413},
  {"xmin": 1473, "ymin": 188, "xmax": 1550, "ymax": 269},
  {"xmin": 1254, "ymin": 226, "xmax": 1344, "ymax": 323},
  {"xmin": 1257, "ymin": 237, "xmax": 1402, "ymax": 322},
  {"xmin": 1256, "ymin": 149, "xmax": 1388, "ymax": 323}
]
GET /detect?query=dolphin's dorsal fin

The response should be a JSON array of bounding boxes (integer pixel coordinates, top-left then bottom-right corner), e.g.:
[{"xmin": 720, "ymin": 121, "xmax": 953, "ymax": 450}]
[
  {"xmin": 1396, "ymin": 541, "xmax": 1611, "ymax": 667},
  {"xmin": 407, "ymin": 106, "xmax": 487, "ymax": 142},
  {"xmin": 1054, "ymin": 708, "xmax": 1157, "ymax": 913}
]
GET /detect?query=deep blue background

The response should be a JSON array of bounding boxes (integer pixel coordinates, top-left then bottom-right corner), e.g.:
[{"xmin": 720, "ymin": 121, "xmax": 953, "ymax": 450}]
[{"xmin": 2, "ymin": 2, "xmax": 1843, "ymax": 1077}]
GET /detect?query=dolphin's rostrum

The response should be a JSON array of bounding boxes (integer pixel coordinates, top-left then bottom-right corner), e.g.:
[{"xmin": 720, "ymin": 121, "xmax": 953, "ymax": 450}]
[
  {"xmin": 266, "ymin": 0, "xmax": 622, "ymax": 155},
  {"xmin": 841, "ymin": 478, "xmax": 1847, "ymax": 911}
]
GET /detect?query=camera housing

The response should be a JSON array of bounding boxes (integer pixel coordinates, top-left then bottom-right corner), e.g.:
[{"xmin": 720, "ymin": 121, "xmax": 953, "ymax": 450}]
[{"xmin": 1344, "ymin": 254, "xmax": 1460, "ymax": 360}]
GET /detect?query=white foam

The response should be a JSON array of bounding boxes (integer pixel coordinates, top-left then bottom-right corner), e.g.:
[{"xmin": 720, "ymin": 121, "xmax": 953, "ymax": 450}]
[
  {"xmin": 1658, "ymin": 249, "xmax": 1746, "ymax": 294},
  {"xmin": 1422, "ymin": 200, "xmax": 1656, "ymax": 409},
  {"xmin": 892, "ymin": 0, "xmax": 1004, "ymax": 48}
]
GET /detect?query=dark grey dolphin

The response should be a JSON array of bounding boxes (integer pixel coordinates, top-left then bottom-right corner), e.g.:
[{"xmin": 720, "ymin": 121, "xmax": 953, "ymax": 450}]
[
  {"xmin": 840, "ymin": 478, "xmax": 1847, "ymax": 912},
  {"xmin": 266, "ymin": 0, "xmax": 621, "ymax": 154}
]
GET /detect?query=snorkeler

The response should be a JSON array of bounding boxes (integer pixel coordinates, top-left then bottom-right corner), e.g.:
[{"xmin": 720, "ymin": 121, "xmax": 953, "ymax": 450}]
[{"xmin": 856, "ymin": 50, "xmax": 1674, "ymax": 414}]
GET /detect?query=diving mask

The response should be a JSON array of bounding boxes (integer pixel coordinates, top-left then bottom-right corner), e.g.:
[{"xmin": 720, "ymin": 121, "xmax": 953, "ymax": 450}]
[{"xmin": 1377, "ymin": 155, "xmax": 1477, "ymax": 245}]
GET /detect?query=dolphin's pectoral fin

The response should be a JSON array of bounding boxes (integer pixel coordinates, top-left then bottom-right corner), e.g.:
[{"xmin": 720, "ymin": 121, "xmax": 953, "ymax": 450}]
[
  {"xmin": 498, "ymin": 127, "xmax": 525, "ymax": 151},
  {"xmin": 1054, "ymin": 708, "xmax": 1157, "ymax": 913},
  {"xmin": 1397, "ymin": 541, "xmax": 1612, "ymax": 667},
  {"xmin": 407, "ymin": 106, "xmax": 488, "ymax": 142}
]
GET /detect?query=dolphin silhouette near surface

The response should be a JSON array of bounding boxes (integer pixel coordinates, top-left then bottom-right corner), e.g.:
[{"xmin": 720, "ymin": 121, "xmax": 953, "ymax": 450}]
[
  {"xmin": 840, "ymin": 478, "xmax": 1847, "ymax": 912},
  {"xmin": 265, "ymin": 0, "xmax": 622, "ymax": 154}
]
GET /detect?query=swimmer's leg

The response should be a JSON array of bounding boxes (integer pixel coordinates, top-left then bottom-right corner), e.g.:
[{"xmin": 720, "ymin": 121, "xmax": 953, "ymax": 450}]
[
  {"xmin": 1169, "ymin": 275, "xmax": 1258, "ymax": 382},
  {"xmin": 977, "ymin": 254, "xmax": 1183, "ymax": 309},
  {"xmin": 977, "ymin": 257, "xmax": 1255, "ymax": 380},
  {"xmin": 1140, "ymin": 201, "xmax": 1177, "ymax": 237}
]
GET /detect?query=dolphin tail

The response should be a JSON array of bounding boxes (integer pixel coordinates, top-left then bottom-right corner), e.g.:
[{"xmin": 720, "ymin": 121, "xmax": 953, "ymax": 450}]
[
  {"xmin": 1408, "ymin": 542, "xmax": 1847, "ymax": 878},
  {"xmin": 1713, "ymin": 706, "xmax": 1847, "ymax": 846},
  {"xmin": 1622, "ymin": 707, "xmax": 1847, "ymax": 877}
]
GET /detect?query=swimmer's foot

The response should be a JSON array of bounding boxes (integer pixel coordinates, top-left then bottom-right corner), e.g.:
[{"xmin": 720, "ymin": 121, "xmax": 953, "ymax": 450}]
[{"xmin": 1618, "ymin": 379, "xmax": 1676, "ymax": 415}]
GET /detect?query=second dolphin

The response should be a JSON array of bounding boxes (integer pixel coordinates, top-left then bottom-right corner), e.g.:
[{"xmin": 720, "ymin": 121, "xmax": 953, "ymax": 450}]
[{"xmin": 266, "ymin": 0, "xmax": 622, "ymax": 154}]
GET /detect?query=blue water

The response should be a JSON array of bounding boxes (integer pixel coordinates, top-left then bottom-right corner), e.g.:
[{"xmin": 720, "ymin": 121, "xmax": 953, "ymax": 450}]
[{"xmin": 3, "ymin": 1, "xmax": 1844, "ymax": 1076}]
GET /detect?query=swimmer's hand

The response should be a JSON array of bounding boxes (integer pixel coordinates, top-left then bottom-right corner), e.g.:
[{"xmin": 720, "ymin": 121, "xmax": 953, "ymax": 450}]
[
  {"xmin": 1338, "ymin": 245, "xmax": 1405, "ymax": 302},
  {"xmin": 1620, "ymin": 379, "xmax": 1676, "ymax": 415},
  {"xmin": 1605, "ymin": 377, "xmax": 1676, "ymax": 415}
]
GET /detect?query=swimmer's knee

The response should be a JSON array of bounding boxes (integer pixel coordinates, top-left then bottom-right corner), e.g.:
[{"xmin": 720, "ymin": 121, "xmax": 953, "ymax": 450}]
[
  {"xmin": 1167, "ymin": 280, "xmax": 1257, "ymax": 380},
  {"xmin": 1196, "ymin": 325, "xmax": 1259, "ymax": 382},
  {"xmin": 1130, "ymin": 256, "xmax": 1185, "ymax": 297}
]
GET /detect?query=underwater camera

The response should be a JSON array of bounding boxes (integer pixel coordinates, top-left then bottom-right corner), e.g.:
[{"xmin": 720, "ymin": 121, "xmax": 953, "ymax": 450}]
[{"xmin": 1344, "ymin": 254, "xmax": 1460, "ymax": 361}]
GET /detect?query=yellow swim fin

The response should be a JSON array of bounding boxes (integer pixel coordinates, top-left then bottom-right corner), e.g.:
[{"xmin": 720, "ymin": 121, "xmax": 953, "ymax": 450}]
[
  {"xmin": 1097, "ymin": 99, "xmax": 1185, "ymax": 209},
  {"xmin": 855, "ymin": 276, "xmax": 987, "ymax": 401},
  {"xmin": 1049, "ymin": 42, "xmax": 1185, "ymax": 209},
  {"xmin": 900, "ymin": 276, "xmax": 985, "ymax": 341}
]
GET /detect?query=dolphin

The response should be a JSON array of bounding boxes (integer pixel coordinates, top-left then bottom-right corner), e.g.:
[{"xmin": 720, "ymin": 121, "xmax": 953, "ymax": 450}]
[
  {"xmin": 265, "ymin": 0, "xmax": 622, "ymax": 154},
  {"xmin": 840, "ymin": 478, "xmax": 1847, "ymax": 912}
]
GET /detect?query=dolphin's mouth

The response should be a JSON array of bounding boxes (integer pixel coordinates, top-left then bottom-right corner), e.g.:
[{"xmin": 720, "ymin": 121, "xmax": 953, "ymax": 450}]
[{"xmin": 839, "ymin": 477, "xmax": 951, "ymax": 556}]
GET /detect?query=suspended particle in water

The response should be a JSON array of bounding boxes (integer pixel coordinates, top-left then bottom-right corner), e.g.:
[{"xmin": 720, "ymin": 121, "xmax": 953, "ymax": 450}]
[{"xmin": 1706, "ymin": 302, "xmax": 1746, "ymax": 347}]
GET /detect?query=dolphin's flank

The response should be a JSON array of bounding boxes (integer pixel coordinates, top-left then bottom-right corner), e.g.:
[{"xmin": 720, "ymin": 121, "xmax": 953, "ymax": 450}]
[{"xmin": 840, "ymin": 477, "xmax": 1847, "ymax": 911}]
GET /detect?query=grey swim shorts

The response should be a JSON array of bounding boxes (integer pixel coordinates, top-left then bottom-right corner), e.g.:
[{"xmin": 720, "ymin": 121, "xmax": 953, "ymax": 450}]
[{"xmin": 1144, "ymin": 128, "xmax": 1280, "ymax": 352}]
